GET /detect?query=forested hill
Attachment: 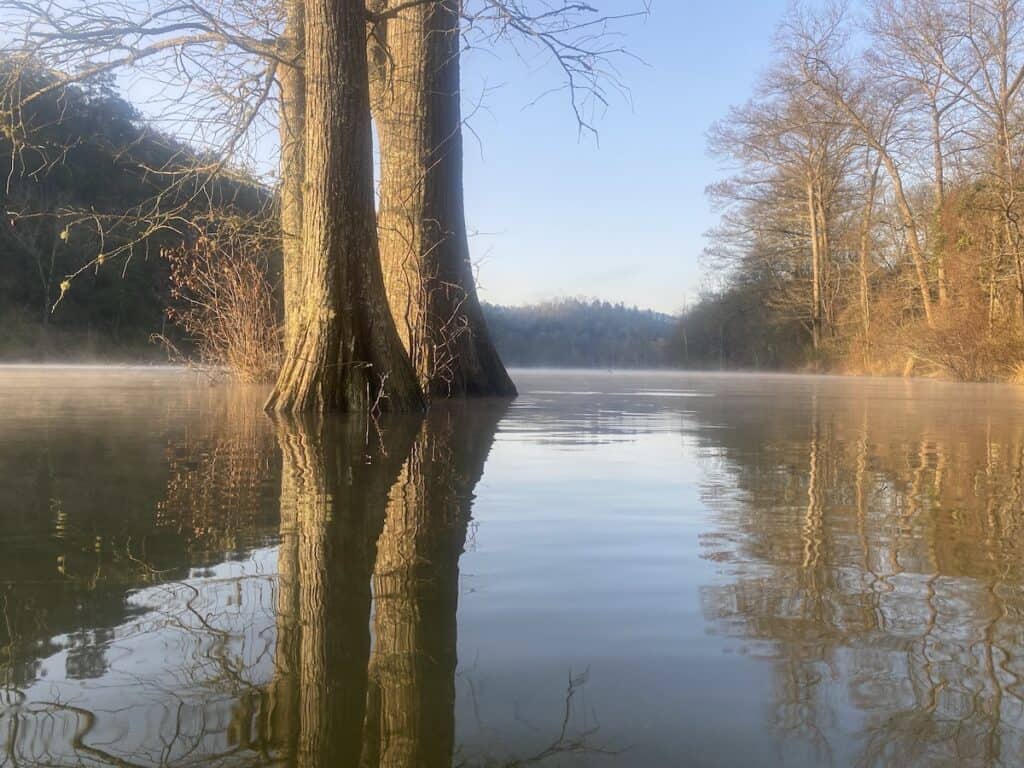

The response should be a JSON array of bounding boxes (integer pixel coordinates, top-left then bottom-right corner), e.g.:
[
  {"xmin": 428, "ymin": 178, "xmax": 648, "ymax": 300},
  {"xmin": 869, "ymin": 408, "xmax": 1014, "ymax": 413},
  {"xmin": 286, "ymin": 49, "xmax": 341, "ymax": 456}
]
[
  {"xmin": 0, "ymin": 58, "xmax": 268, "ymax": 359},
  {"xmin": 481, "ymin": 299, "xmax": 678, "ymax": 368}
]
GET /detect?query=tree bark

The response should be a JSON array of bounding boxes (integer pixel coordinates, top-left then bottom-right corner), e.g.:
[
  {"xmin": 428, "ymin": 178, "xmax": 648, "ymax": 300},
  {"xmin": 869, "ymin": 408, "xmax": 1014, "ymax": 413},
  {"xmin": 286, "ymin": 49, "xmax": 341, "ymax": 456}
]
[
  {"xmin": 368, "ymin": 1, "xmax": 517, "ymax": 398},
  {"xmin": 815, "ymin": 184, "xmax": 832, "ymax": 333},
  {"xmin": 278, "ymin": 0, "xmax": 305, "ymax": 347},
  {"xmin": 857, "ymin": 158, "xmax": 880, "ymax": 369},
  {"xmin": 267, "ymin": 0, "xmax": 423, "ymax": 413}
]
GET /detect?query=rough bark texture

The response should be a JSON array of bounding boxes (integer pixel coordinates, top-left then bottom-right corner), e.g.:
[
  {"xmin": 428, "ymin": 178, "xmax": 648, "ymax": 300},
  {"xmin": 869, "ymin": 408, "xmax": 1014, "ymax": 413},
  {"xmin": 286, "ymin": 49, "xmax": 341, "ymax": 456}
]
[
  {"xmin": 278, "ymin": 0, "xmax": 305, "ymax": 347},
  {"xmin": 267, "ymin": 0, "xmax": 423, "ymax": 413},
  {"xmin": 368, "ymin": 1, "xmax": 516, "ymax": 398},
  {"xmin": 360, "ymin": 402, "xmax": 508, "ymax": 768},
  {"xmin": 270, "ymin": 413, "xmax": 421, "ymax": 764}
]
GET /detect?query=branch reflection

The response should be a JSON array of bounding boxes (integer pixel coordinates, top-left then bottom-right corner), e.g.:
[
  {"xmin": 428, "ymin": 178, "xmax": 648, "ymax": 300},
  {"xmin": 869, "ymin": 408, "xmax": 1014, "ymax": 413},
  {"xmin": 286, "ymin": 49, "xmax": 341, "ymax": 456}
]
[{"xmin": 698, "ymin": 386, "xmax": 1024, "ymax": 767}]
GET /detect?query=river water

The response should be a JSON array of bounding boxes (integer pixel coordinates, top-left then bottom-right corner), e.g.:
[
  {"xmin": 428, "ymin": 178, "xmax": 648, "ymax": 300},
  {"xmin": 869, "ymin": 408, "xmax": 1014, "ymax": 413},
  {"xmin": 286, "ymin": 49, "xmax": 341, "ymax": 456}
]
[{"xmin": 2, "ymin": 367, "xmax": 1023, "ymax": 767}]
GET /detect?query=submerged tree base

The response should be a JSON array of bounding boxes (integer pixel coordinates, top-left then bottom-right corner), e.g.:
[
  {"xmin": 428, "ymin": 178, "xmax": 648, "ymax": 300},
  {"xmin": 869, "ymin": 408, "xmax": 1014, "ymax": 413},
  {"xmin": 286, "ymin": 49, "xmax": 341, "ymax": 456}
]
[
  {"xmin": 266, "ymin": 0, "xmax": 423, "ymax": 415},
  {"xmin": 265, "ymin": 306, "xmax": 424, "ymax": 414}
]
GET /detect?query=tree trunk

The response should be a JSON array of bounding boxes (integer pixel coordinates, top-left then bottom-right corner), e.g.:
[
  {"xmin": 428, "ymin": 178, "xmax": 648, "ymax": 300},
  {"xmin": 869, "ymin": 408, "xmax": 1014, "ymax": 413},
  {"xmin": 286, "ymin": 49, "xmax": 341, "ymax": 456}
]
[
  {"xmin": 267, "ymin": 0, "xmax": 422, "ymax": 413},
  {"xmin": 881, "ymin": 153, "xmax": 935, "ymax": 327},
  {"xmin": 858, "ymin": 160, "xmax": 879, "ymax": 369},
  {"xmin": 368, "ymin": 1, "xmax": 516, "ymax": 398},
  {"xmin": 814, "ymin": 186, "xmax": 832, "ymax": 335},
  {"xmin": 278, "ymin": 0, "xmax": 305, "ymax": 347},
  {"xmin": 931, "ymin": 106, "xmax": 948, "ymax": 307},
  {"xmin": 806, "ymin": 180, "xmax": 822, "ymax": 353}
]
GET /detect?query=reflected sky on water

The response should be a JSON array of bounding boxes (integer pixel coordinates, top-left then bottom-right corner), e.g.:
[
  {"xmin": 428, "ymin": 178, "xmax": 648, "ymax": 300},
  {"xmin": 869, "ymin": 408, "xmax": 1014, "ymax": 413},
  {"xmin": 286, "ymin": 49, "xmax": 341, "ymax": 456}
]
[{"xmin": 2, "ymin": 368, "xmax": 1024, "ymax": 767}]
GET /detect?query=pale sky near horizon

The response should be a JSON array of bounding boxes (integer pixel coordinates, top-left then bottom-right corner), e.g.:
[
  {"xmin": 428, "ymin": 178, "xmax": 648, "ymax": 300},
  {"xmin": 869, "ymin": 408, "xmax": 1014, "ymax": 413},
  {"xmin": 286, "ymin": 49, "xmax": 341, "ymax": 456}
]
[{"xmin": 459, "ymin": 1, "xmax": 791, "ymax": 315}]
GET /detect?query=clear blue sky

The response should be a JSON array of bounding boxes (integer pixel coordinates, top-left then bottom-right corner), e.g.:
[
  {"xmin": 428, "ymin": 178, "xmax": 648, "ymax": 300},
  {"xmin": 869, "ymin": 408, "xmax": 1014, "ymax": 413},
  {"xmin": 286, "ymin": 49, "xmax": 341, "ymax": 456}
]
[{"xmin": 460, "ymin": 1, "xmax": 790, "ymax": 314}]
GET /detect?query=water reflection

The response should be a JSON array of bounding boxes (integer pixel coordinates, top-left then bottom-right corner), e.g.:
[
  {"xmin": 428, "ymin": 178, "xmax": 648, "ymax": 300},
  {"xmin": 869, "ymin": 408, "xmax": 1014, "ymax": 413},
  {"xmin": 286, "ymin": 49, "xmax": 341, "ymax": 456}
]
[
  {"xmin": 0, "ymin": 372, "xmax": 509, "ymax": 767},
  {"xmin": 9, "ymin": 370, "xmax": 1024, "ymax": 766},
  {"xmin": 270, "ymin": 412, "xmax": 419, "ymax": 766},
  {"xmin": 697, "ymin": 381, "xmax": 1024, "ymax": 767}
]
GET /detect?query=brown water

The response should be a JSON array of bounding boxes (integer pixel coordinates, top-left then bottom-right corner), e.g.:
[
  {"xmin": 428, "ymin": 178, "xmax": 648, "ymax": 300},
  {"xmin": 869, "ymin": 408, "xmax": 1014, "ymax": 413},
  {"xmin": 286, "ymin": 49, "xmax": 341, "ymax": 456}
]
[{"xmin": 2, "ymin": 367, "xmax": 1024, "ymax": 767}]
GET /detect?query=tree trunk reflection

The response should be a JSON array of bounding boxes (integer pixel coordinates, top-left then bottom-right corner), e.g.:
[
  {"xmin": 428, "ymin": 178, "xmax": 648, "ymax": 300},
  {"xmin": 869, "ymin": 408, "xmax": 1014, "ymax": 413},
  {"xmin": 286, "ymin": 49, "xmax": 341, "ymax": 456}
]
[{"xmin": 269, "ymin": 401, "xmax": 506, "ymax": 766}]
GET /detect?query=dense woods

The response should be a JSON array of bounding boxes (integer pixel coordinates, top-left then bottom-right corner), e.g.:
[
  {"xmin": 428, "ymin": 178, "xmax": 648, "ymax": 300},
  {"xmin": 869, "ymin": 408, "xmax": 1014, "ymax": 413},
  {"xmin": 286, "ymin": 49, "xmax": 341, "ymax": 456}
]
[
  {"xmin": 686, "ymin": 0, "xmax": 1024, "ymax": 381},
  {"xmin": 483, "ymin": 299, "xmax": 677, "ymax": 368}
]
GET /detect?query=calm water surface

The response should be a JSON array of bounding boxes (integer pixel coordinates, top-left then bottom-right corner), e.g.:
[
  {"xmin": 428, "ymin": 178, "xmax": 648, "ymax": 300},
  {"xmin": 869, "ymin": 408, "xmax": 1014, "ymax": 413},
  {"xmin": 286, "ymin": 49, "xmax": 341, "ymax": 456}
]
[{"xmin": 2, "ymin": 368, "xmax": 1024, "ymax": 767}]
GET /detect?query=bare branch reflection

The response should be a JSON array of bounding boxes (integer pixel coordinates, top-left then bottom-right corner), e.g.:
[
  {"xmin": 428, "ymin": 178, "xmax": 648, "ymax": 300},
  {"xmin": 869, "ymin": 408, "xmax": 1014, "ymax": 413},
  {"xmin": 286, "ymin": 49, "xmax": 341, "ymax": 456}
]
[{"xmin": 698, "ymin": 384, "xmax": 1024, "ymax": 767}]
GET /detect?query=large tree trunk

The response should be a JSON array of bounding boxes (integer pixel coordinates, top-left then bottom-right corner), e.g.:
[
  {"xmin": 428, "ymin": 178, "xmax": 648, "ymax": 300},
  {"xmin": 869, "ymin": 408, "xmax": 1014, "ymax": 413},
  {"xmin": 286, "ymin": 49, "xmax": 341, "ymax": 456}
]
[
  {"xmin": 361, "ymin": 402, "xmax": 507, "ymax": 768},
  {"xmin": 278, "ymin": 0, "xmax": 305, "ymax": 347},
  {"xmin": 368, "ymin": 1, "xmax": 516, "ymax": 398},
  {"xmin": 267, "ymin": 0, "xmax": 422, "ymax": 413}
]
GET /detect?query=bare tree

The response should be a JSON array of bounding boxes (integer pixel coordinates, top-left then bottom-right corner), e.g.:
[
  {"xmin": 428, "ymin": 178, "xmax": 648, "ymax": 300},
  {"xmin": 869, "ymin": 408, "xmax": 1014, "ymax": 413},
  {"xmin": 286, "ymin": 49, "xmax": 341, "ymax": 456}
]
[
  {"xmin": 942, "ymin": 0, "xmax": 1024, "ymax": 320},
  {"xmin": 868, "ymin": 0, "xmax": 970, "ymax": 307},
  {"xmin": 708, "ymin": 71, "xmax": 853, "ymax": 353},
  {"xmin": 365, "ymin": 0, "xmax": 644, "ymax": 397},
  {"xmin": 368, "ymin": 0, "xmax": 517, "ymax": 398},
  {"xmin": 786, "ymin": 2, "xmax": 937, "ymax": 327},
  {"xmin": 1, "ymin": 0, "xmax": 425, "ymax": 411}
]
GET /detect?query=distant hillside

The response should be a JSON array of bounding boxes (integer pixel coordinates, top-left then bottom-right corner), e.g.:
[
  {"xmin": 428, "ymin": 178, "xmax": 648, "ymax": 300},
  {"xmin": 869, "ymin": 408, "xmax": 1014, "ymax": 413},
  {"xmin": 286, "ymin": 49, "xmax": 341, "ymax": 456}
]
[{"xmin": 481, "ymin": 299, "xmax": 677, "ymax": 368}]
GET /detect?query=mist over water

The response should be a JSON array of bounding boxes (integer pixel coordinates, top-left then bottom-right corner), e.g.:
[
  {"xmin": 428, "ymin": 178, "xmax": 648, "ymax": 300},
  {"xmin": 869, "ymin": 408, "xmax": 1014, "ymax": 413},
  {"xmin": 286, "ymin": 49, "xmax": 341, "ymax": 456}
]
[{"xmin": 2, "ymin": 368, "xmax": 1024, "ymax": 766}]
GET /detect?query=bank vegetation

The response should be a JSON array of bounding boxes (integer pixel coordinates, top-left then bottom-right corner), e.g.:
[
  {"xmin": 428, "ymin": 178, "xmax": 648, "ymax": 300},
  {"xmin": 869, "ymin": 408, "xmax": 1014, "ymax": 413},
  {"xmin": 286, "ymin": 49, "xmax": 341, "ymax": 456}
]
[{"xmin": 682, "ymin": 0, "xmax": 1024, "ymax": 382}]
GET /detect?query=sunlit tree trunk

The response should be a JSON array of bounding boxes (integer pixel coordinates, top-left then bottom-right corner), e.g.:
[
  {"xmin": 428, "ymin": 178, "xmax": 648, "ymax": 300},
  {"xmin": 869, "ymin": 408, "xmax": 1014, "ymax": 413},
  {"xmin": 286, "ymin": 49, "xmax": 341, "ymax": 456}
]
[
  {"xmin": 806, "ymin": 181, "xmax": 823, "ymax": 354},
  {"xmin": 267, "ymin": 0, "xmax": 422, "ymax": 413},
  {"xmin": 930, "ymin": 106, "xmax": 949, "ymax": 307},
  {"xmin": 368, "ymin": 1, "xmax": 516, "ymax": 398},
  {"xmin": 858, "ymin": 154, "xmax": 880, "ymax": 368},
  {"xmin": 815, "ymin": 188, "xmax": 834, "ymax": 335},
  {"xmin": 278, "ymin": 0, "xmax": 305, "ymax": 347}
]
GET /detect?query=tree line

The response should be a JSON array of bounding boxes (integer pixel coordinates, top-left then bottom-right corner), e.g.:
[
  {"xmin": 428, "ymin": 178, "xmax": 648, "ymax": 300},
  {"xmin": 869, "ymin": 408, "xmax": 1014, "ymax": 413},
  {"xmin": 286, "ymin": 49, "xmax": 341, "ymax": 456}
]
[
  {"xmin": 484, "ymin": 299, "xmax": 677, "ymax": 368},
  {"xmin": 684, "ymin": 0, "xmax": 1024, "ymax": 381},
  {"xmin": 1, "ymin": 0, "xmax": 645, "ymax": 411}
]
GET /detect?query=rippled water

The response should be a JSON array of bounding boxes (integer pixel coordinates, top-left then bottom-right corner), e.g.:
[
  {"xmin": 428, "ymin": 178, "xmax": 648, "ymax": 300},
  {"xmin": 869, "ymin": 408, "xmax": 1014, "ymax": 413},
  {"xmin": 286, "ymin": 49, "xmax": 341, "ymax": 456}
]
[{"xmin": 2, "ymin": 368, "xmax": 1024, "ymax": 767}]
